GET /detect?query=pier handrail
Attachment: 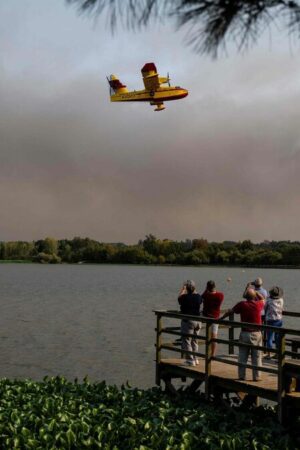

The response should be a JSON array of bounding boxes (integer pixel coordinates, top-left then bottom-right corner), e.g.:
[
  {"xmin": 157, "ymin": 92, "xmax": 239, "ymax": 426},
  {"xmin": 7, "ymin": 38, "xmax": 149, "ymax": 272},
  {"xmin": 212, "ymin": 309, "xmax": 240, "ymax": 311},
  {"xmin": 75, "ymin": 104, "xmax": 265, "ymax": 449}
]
[
  {"xmin": 154, "ymin": 309, "xmax": 300, "ymax": 335},
  {"xmin": 154, "ymin": 310, "xmax": 300, "ymax": 374},
  {"xmin": 283, "ymin": 311, "xmax": 300, "ymax": 318},
  {"xmin": 154, "ymin": 309, "xmax": 300, "ymax": 365},
  {"xmin": 155, "ymin": 309, "xmax": 300, "ymax": 362},
  {"xmin": 154, "ymin": 309, "xmax": 300, "ymax": 423}
]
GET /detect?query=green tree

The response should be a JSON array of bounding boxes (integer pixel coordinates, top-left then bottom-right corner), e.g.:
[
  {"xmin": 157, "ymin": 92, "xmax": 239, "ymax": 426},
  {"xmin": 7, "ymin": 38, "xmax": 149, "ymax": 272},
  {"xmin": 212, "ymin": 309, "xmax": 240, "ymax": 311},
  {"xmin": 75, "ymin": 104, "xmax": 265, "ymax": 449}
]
[
  {"xmin": 0, "ymin": 242, "xmax": 5, "ymax": 259},
  {"xmin": 237, "ymin": 240, "xmax": 254, "ymax": 251},
  {"xmin": 58, "ymin": 240, "xmax": 73, "ymax": 262},
  {"xmin": 280, "ymin": 244, "xmax": 300, "ymax": 265},
  {"xmin": 192, "ymin": 238, "xmax": 208, "ymax": 251},
  {"xmin": 184, "ymin": 249, "xmax": 209, "ymax": 265},
  {"xmin": 35, "ymin": 237, "xmax": 58, "ymax": 256},
  {"xmin": 157, "ymin": 255, "xmax": 166, "ymax": 265},
  {"xmin": 215, "ymin": 250, "xmax": 230, "ymax": 265},
  {"xmin": 35, "ymin": 252, "xmax": 61, "ymax": 264},
  {"xmin": 166, "ymin": 253, "xmax": 176, "ymax": 264},
  {"xmin": 3, "ymin": 241, "xmax": 34, "ymax": 260},
  {"xmin": 228, "ymin": 248, "xmax": 243, "ymax": 265},
  {"xmin": 142, "ymin": 234, "xmax": 160, "ymax": 256},
  {"xmin": 103, "ymin": 244, "xmax": 118, "ymax": 262},
  {"xmin": 241, "ymin": 250, "xmax": 259, "ymax": 266},
  {"xmin": 115, "ymin": 246, "xmax": 150, "ymax": 264}
]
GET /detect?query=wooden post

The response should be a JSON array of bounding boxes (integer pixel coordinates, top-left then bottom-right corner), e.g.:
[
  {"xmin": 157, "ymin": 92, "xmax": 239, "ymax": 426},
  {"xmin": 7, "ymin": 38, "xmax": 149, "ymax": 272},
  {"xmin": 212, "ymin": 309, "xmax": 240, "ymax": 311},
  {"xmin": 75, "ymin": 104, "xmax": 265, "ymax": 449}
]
[
  {"xmin": 291, "ymin": 339, "xmax": 300, "ymax": 359},
  {"xmin": 277, "ymin": 332, "xmax": 286, "ymax": 424},
  {"xmin": 229, "ymin": 312, "xmax": 234, "ymax": 354},
  {"xmin": 155, "ymin": 314, "xmax": 162, "ymax": 386},
  {"xmin": 205, "ymin": 322, "xmax": 212, "ymax": 400}
]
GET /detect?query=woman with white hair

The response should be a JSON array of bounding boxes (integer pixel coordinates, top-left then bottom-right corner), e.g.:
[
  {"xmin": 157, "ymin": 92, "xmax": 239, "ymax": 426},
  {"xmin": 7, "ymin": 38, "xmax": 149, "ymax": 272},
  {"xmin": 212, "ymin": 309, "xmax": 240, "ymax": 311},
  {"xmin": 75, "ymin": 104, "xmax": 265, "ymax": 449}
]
[{"xmin": 265, "ymin": 286, "xmax": 284, "ymax": 359}]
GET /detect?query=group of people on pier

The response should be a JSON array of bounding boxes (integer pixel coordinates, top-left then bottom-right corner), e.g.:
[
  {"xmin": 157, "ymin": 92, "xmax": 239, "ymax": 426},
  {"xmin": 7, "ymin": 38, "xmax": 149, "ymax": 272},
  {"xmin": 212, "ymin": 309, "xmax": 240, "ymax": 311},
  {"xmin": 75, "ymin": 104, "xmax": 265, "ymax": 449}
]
[{"xmin": 178, "ymin": 278, "xmax": 284, "ymax": 381}]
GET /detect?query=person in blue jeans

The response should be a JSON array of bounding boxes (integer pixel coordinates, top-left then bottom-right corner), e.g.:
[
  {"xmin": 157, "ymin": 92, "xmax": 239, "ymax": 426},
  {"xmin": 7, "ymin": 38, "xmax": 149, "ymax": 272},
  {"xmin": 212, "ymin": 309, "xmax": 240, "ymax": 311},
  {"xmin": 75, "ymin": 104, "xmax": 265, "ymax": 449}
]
[{"xmin": 265, "ymin": 286, "xmax": 284, "ymax": 359}]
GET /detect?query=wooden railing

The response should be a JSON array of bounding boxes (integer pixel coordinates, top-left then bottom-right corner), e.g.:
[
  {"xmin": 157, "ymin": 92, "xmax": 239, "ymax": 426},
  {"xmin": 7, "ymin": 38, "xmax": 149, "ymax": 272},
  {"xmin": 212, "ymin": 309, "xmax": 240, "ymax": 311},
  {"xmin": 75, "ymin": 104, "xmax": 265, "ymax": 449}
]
[
  {"xmin": 228, "ymin": 310, "xmax": 300, "ymax": 356},
  {"xmin": 154, "ymin": 310, "xmax": 300, "ymax": 423}
]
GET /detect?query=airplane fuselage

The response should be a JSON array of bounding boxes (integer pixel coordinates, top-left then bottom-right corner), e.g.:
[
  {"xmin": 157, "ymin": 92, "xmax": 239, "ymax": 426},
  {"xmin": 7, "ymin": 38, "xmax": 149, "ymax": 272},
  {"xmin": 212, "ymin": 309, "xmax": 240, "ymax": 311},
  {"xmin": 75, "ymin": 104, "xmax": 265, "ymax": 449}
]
[{"xmin": 111, "ymin": 86, "xmax": 188, "ymax": 103}]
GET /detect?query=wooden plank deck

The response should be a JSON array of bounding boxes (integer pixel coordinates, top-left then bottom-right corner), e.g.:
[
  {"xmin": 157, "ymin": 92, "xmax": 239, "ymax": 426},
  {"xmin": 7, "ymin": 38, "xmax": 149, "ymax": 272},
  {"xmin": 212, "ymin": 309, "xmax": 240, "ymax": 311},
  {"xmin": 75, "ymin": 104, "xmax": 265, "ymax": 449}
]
[{"xmin": 160, "ymin": 355, "xmax": 280, "ymax": 401}]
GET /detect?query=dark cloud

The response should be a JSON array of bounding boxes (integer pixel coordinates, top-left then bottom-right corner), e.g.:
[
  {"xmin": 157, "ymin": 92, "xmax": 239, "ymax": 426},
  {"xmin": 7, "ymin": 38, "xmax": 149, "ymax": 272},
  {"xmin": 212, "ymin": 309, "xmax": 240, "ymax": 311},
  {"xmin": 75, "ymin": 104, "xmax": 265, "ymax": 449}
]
[{"xmin": 1, "ymin": 2, "xmax": 300, "ymax": 242}]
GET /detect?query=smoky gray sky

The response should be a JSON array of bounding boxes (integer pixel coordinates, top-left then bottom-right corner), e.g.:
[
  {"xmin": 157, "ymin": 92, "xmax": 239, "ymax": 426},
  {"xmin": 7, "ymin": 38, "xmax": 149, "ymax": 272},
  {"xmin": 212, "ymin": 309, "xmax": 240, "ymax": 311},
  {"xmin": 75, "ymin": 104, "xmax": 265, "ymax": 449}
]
[{"xmin": 1, "ymin": 0, "xmax": 300, "ymax": 243}]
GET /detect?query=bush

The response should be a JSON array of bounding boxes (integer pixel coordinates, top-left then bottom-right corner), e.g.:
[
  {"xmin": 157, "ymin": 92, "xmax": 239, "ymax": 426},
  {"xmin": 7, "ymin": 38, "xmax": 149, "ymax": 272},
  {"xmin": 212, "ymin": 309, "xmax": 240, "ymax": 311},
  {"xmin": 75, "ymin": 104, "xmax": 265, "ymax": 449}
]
[{"xmin": 34, "ymin": 253, "xmax": 61, "ymax": 264}]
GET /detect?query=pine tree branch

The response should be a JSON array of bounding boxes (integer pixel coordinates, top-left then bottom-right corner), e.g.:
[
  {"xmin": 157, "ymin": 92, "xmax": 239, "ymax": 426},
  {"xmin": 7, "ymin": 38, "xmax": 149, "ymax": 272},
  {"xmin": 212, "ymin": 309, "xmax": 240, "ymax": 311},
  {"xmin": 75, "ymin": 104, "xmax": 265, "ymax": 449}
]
[{"xmin": 66, "ymin": 0, "xmax": 300, "ymax": 55}]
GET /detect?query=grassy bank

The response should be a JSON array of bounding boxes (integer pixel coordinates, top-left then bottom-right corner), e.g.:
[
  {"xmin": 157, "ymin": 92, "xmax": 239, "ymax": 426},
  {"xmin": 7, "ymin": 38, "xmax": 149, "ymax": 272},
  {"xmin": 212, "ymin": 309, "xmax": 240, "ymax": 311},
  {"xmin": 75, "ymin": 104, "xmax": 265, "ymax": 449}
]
[
  {"xmin": 0, "ymin": 377, "xmax": 297, "ymax": 449},
  {"xmin": 0, "ymin": 260, "xmax": 32, "ymax": 264}
]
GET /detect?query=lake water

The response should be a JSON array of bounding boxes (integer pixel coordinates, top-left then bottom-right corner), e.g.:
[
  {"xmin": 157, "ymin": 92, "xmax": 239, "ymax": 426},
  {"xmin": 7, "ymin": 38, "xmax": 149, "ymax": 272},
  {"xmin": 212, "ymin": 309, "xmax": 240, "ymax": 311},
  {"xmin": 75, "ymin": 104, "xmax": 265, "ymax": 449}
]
[{"xmin": 0, "ymin": 264, "xmax": 299, "ymax": 388}]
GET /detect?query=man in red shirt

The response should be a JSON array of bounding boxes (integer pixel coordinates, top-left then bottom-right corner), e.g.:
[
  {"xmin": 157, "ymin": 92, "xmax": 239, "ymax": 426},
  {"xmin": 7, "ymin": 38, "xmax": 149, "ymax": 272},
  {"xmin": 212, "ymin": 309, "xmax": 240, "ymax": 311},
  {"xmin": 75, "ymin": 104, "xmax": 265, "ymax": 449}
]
[
  {"xmin": 221, "ymin": 289, "xmax": 265, "ymax": 381},
  {"xmin": 202, "ymin": 280, "xmax": 224, "ymax": 357}
]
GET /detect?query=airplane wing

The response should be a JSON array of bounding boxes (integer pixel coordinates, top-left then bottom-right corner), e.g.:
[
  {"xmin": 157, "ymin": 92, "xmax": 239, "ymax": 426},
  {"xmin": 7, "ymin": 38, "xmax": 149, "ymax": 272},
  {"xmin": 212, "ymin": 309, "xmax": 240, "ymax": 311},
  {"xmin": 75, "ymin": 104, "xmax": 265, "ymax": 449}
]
[{"xmin": 141, "ymin": 63, "xmax": 160, "ymax": 91}]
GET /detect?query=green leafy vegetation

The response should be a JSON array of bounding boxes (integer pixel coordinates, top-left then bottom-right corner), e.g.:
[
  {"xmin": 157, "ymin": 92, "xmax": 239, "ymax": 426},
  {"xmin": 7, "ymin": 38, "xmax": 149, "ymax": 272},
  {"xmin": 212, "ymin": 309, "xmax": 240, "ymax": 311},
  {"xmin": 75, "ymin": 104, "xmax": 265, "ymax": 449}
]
[
  {"xmin": 0, "ymin": 377, "xmax": 296, "ymax": 449},
  {"xmin": 1, "ymin": 235, "xmax": 300, "ymax": 267}
]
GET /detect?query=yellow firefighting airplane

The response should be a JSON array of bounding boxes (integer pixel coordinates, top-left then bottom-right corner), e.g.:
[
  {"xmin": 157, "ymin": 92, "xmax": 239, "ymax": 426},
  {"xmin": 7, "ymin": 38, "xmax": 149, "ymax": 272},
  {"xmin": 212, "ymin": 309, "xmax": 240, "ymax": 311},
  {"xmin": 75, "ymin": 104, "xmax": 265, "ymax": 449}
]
[{"xmin": 107, "ymin": 63, "xmax": 188, "ymax": 112}]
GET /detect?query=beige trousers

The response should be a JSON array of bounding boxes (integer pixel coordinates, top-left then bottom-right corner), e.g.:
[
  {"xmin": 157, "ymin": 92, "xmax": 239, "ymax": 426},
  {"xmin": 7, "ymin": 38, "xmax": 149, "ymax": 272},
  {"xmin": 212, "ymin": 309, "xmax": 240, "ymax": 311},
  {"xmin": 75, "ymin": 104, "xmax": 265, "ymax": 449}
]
[
  {"xmin": 181, "ymin": 320, "xmax": 201, "ymax": 361},
  {"xmin": 238, "ymin": 331, "xmax": 262, "ymax": 380}
]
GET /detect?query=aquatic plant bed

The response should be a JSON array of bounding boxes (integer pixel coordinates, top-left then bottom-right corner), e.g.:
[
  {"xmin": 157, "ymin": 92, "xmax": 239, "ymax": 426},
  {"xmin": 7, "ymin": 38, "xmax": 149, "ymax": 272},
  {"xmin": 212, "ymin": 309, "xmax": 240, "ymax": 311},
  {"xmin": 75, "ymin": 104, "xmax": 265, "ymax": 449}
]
[{"xmin": 0, "ymin": 377, "xmax": 297, "ymax": 449}]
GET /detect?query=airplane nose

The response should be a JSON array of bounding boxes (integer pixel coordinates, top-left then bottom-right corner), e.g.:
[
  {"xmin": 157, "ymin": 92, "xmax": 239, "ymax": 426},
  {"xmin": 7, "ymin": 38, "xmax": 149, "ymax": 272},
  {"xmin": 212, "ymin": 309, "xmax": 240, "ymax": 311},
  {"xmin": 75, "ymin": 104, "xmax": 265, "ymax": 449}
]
[{"xmin": 175, "ymin": 88, "xmax": 188, "ymax": 100}]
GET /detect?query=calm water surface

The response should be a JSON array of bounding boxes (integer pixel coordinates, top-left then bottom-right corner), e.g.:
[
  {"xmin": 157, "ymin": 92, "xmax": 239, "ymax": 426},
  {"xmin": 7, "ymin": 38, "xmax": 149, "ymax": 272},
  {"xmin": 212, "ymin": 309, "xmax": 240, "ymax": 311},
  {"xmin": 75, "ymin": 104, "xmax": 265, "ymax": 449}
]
[{"xmin": 0, "ymin": 264, "xmax": 299, "ymax": 388}]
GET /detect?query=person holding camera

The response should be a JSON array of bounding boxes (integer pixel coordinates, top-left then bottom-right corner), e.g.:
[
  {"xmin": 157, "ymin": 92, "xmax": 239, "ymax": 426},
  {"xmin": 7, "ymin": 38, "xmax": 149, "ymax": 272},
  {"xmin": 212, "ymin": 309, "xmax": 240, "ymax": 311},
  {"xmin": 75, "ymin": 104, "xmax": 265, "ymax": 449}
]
[
  {"xmin": 178, "ymin": 280, "xmax": 202, "ymax": 366},
  {"xmin": 221, "ymin": 288, "xmax": 265, "ymax": 381},
  {"xmin": 243, "ymin": 278, "xmax": 268, "ymax": 344},
  {"xmin": 243, "ymin": 278, "xmax": 268, "ymax": 301},
  {"xmin": 202, "ymin": 280, "xmax": 224, "ymax": 357}
]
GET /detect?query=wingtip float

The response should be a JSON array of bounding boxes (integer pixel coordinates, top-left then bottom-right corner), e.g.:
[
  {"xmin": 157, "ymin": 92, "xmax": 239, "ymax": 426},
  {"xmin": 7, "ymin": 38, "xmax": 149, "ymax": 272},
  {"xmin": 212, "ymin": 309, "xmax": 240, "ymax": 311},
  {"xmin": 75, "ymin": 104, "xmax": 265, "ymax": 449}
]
[{"xmin": 107, "ymin": 63, "xmax": 188, "ymax": 112}]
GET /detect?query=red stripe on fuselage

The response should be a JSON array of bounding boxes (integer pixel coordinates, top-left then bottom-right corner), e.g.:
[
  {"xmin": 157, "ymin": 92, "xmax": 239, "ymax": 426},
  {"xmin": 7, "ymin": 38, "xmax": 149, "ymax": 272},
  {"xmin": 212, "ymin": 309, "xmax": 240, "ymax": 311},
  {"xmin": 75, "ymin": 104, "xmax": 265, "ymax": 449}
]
[
  {"xmin": 109, "ymin": 79, "xmax": 126, "ymax": 90},
  {"xmin": 115, "ymin": 91, "xmax": 188, "ymax": 102}
]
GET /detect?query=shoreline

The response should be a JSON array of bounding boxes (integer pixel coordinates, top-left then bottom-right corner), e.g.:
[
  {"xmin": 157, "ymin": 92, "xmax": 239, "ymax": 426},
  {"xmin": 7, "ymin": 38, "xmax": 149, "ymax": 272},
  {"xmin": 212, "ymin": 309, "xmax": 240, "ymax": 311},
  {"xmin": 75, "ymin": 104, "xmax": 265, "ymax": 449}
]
[{"xmin": 0, "ymin": 260, "xmax": 300, "ymax": 269}]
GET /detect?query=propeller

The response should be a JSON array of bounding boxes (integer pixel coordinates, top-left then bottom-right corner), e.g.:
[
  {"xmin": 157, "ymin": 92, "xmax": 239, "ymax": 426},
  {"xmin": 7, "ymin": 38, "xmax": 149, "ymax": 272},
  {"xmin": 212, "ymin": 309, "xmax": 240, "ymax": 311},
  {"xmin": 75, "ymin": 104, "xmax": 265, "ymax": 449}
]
[
  {"xmin": 106, "ymin": 76, "xmax": 113, "ymax": 95},
  {"xmin": 167, "ymin": 72, "xmax": 171, "ymax": 87}
]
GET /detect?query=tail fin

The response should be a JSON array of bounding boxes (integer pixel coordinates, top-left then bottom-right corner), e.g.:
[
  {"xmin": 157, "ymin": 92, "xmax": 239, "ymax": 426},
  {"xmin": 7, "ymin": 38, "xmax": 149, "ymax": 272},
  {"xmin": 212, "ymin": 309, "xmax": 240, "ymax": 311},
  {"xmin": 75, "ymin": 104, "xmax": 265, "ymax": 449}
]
[{"xmin": 108, "ymin": 75, "xmax": 128, "ymax": 94}]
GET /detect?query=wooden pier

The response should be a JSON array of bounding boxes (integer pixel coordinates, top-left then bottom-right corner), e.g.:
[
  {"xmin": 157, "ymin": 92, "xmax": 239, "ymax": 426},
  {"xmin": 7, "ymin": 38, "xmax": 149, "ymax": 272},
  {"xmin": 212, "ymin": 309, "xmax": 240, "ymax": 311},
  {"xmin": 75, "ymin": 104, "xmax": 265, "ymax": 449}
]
[{"xmin": 154, "ymin": 310, "xmax": 300, "ymax": 424}]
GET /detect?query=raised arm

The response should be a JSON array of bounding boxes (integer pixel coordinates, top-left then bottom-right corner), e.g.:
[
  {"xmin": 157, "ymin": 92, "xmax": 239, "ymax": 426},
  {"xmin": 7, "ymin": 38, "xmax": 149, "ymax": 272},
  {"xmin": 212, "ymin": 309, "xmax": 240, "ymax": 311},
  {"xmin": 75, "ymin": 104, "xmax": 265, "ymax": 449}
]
[
  {"xmin": 178, "ymin": 284, "xmax": 187, "ymax": 306},
  {"xmin": 243, "ymin": 282, "xmax": 253, "ymax": 298},
  {"xmin": 256, "ymin": 291, "xmax": 265, "ymax": 301},
  {"xmin": 220, "ymin": 309, "xmax": 233, "ymax": 320},
  {"xmin": 178, "ymin": 284, "xmax": 186, "ymax": 297}
]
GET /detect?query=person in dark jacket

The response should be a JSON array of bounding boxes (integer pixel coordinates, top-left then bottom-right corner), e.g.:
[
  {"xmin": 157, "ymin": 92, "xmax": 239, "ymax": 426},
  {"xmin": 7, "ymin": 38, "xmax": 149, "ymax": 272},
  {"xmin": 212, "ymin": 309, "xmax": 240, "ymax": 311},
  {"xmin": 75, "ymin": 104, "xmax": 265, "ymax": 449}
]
[{"xmin": 178, "ymin": 280, "xmax": 202, "ymax": 366}]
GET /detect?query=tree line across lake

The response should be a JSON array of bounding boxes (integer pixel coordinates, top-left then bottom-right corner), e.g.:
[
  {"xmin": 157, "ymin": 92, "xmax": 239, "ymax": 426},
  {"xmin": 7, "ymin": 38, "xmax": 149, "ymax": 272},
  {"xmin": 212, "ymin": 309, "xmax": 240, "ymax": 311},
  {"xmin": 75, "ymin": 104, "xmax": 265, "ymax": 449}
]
[{"xmin": 1, "ymin": 235, "xmax": 300, "ymax": 267}]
